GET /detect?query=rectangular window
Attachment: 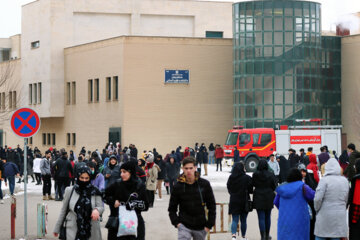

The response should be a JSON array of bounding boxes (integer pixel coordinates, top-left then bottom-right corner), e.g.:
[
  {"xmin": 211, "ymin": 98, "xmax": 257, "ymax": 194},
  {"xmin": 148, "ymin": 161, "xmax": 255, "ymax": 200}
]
[
  {"xmin": 205, "ymin": 31, "xmax": 224, "ymax": 38},
  {"xmin": 29, "ymin": 84, "xmax": 32, "ymax": 104},
  {"xmin": 106, "ymin": 77, "xmax": 111, "ymax": 101},
  {"xmin": 38, "ymin": 82, "xmax": 42, "ymax": 103},
  {"xmin": 34, "ymin": 83, "xmax": 37, "ymax": 104},
  {"xmin": 72, "ymin": 82, "xmax": 76, "ymax": 104},
  {"xmin": 67, "ymin": 133, "xmax": 71, "ymax": 145},
  {"xmin": 12, "ymin": 91, "xmax": 16, "ymax": 109},
  {"xmin": 47, "ymin": 133, "xmax": 51, "ymax": 145},
  {"xmin": 72, "ymin": 133, "xmax": 76, "ymax": 146},
  {"xmin": 88, "ymin": 79, "xmax": 93, "ymax": 102},
  {"xmin": 52, "ymin": 133, "xmax": 56, "ymax": 145},
  {"xmin": 95, "ymin": 78, "xmax": 99, "ymax": 102},
  {"xmin": 42, "ymin": 133, "xmax": 46, "ymax": 145},
  {"xmin": 29, "ymin": 137, "xmax": 33, "ymax": 145},
  {"xmin": 113, "ymin": 76, "xmax": 118, "ymax": 100},
  {"xmin": 9, "ymin": 92, "xmax": 12, "ymax": 109},
  {"xmin": 31, "ymin": 41, "xmax": 40, "ymax": 49},
  {"xmin": 66, "ymin": 82, "xmax": 71, "ymax": 105}
]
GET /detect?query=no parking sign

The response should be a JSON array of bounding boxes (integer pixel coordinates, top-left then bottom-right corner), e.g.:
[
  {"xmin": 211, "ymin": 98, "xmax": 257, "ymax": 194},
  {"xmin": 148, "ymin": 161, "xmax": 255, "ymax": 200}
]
[{"xmin": 10, "ymin": 107, "xmax": 40, "ymax": 238}]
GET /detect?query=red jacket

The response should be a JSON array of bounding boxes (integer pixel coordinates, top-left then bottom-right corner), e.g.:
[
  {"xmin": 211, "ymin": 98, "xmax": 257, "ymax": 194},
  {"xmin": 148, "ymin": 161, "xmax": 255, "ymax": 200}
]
[
  {"xmin": 306, "ymin": 154, "xmax": 319, "ymax": 183},
  {"xmin": 215, "ymin": 148, "xmax": 224, "ymax": 159}
]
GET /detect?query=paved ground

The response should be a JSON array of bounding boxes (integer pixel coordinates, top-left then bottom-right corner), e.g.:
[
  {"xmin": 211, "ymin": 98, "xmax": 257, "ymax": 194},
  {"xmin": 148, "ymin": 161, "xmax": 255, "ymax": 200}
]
[{"xmin": 0, "ymin": 186, "xmax": 279, "ymax": 240}]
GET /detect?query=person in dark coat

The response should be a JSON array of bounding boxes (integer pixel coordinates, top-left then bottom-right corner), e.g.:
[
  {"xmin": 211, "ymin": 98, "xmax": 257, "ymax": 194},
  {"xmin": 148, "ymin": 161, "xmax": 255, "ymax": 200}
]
[
  {"xmin": 276, "ymin": 154, "xmax": 290, "ymax": 184},
  {"xmin": 233, "ymin": 147, "xmax": 240, "ymax": 164},
  {"xmin": 166, "ymin": 156, "xmax": 180, "ymax": 193},
  {"xmin": 227, "ymin": 162, "xmax": 253, "ymax": 240},
  {"xmin": 348, "ymin": 160, "xmax": 360, "ymax": 240},
  {"xmin": 103, "ymin": 155, "xmax": 121, "ymax": 188},
  {"xmin": 288, "ymin": 149, "xmax": 300, "ymax": 168},
  {"xmin": 339, "ymin": 150, "xmax": 349, "ymax": 172},
  {"xmin": 105, "ymin": 161, "xmax": 149, "ymax": 240},
  {"xmin": 252, "ymin": 159, "xmax": 276, "ymax": 240},
  {"xmin": 53, "ymin": 151, "xmax": 73, "ymax": 201},
  {"xmin": 154, "ymin": 155, "xmax": 166, "ymax": 200},
  {"xmin": 344, "ymin": 143, "xmax": 360, "ymax": 181}
]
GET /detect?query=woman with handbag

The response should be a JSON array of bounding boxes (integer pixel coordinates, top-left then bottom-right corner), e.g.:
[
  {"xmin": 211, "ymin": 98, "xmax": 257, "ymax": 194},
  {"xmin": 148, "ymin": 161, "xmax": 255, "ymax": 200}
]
[
  {"xmin": 53, "ymin": 166, "xmax": 104, "ymax": 240},
  {"xmin": 105, "ymin": 161, "xmax": 149, "ymax": 240},
  {"xmin": 227, "ymin": 162, "xmax": 253, "ymax": 240},
  {"xmin": 274, "ymin": 168, "xmax": 315, "ymax": 240}
]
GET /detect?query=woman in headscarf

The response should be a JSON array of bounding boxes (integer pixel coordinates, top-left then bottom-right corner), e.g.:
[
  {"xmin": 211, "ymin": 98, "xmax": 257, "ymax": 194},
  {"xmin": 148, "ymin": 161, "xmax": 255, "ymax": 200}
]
[
  {"xmin": 339, "ymin": 150, "xmax": 349, "ymax": 172},
  {"xmin": 349, "ymin": 160, "xmax": 360, "ymax": 239},
  {"xmin": 274, "ymin": 168, "xmax": 315, "ymax": 240},
  {"xmin": 53, "ymin": 166, "xmax": 104, "ymax": 240},
  {"xmin": 227, "ymin": 162, "xmax": 253, "ymax": 240},
  {"xmin": 105, "ymin": 161, "xmax": 149, "ymax": 240},
  {"xmin": 252, "ymin": 159, "xmax": 276, "ymax": 240}
]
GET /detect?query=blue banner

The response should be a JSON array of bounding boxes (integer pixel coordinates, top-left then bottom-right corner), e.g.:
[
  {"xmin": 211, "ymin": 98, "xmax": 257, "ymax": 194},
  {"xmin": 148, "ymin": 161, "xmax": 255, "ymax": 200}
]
[{"xmin": 165, "ymin": 70, "xmax": 190, "ymax": 84}]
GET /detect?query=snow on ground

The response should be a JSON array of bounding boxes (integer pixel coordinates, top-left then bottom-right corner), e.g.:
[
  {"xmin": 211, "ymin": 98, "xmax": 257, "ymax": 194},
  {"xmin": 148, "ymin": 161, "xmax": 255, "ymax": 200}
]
[{"xmin": 1, "ymin": 178, "xmax": 44, "ymax": 199}]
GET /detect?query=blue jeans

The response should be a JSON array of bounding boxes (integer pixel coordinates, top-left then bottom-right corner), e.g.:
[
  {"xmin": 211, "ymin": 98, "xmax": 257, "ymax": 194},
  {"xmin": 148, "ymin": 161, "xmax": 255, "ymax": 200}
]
[
  {"xmin": 7, "ymin": 176, "xmax": 15, "ymax": 195},
  {"xmin": 208, "ymin": 152, "xmax": 215, "ymax": 164},
  {"xmin": 256, "ymin": 209, "xmax": 272, "ymax": 233},
  {"xmin": 231, "ymin": 213, "xmax": 248, "ymax": 236},
  {"xmin": 315, "ymin": 237, "xmax": 341, "ymax": 240},
  {"xmin": 0, "ymin": 180, "xmax": 3, "ymax": 199}
]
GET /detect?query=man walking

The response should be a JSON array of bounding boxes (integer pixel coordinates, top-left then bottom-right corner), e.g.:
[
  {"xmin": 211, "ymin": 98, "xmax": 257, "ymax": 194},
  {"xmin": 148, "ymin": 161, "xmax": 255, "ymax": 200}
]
[
  {"xmin": 168, "ymin": 157, "xmax": 216, "ymax": 240},
  {"xmin": 53, "ymin": 151, "xmax": 72, "ymax": 201},
  {"xmin": 40, "ymin": 150, "xmax": 53, "ymax": 200},
  {"xmin": 344, "ymin": 143, "xmax": 360, "ymax": 181},
  {"xmin": 3, "ymin": 158, "xmax": 20, "ymax": 196}
]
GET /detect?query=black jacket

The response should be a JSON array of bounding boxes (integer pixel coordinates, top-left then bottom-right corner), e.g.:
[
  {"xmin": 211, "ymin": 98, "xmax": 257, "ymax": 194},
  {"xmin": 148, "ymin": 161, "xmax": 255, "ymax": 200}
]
[
  {"xmin": 288, "ymin": 153, "xmax": 300, "ymax": 168},
  {"xmin": 54, "ymin": 157, "xmax": 73, "ymax": 179},
  {"xmin": 344, "ymin": 150, "xmax": 360, "ymax": 181},
  {"xmin": 252, "ymin": 170, "xmax": 276, "ymax": 210},
  {"xmin": 168, "ymin": 173, "xmax": 216, "ymax": 230},
  {"xmin": 227, "ymin": 173, "xmax": 253, "ymax": 214},
  {"xmin": 278, "ymin": 155, "xmax": 290, "ymax": 183},
  {"xmin": 166, "ymin": 162, "xmax": 180, "ymax": 180},
  {"xmin": 155, "ymin": 159, "xmax": 166, "ymax": 180}
]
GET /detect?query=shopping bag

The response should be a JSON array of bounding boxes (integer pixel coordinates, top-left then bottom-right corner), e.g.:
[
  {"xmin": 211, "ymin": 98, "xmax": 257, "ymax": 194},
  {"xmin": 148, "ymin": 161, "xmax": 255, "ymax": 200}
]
[{"xmin": 117, "ymin": 205, "xmax": 138, "ymax": 237}]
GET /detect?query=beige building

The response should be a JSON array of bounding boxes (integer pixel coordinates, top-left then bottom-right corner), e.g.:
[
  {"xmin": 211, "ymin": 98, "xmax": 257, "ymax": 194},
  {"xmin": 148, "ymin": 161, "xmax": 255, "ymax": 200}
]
[
  {"xmin": 341, "ymin": 34, "xmax": 360, "ymax": 147},
  {"xmin": 0, "ymin": 0, "xmax": 234, "ymax": 155}
]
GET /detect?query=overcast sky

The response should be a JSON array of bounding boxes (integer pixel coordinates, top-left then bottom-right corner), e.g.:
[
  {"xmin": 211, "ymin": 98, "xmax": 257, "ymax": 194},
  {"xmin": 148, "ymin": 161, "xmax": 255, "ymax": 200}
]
[{"xmin": 0, "ymin": 0, "xmax": 359, "ymax": 38}]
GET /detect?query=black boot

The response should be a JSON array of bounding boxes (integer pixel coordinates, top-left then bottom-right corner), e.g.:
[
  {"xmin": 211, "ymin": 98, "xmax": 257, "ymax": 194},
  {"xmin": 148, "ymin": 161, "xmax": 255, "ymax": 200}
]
[
  {"xmin": 265, "ymin": 230, "xmax": 272, "ymax": 240},
  {"xmin": 260, "ymin": 231, "xmax": 266, "ymax": 240}
]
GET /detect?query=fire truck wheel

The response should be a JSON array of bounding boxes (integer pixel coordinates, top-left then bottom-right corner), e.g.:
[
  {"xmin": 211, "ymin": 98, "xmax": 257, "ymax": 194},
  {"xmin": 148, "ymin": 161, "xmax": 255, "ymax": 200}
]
[{"xmin": 245, "ymin": 157, "xmax": 259, "ymax": 172}]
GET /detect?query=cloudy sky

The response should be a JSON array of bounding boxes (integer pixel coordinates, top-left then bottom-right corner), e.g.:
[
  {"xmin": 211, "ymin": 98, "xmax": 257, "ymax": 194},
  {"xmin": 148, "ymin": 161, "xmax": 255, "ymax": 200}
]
[{"xmin": 0, "ymin": 0, "xmax": 359, "ymax": 38}]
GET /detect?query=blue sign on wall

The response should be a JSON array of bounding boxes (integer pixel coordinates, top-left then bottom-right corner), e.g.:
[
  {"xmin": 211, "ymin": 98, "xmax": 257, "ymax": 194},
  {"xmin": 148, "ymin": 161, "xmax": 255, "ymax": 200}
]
[{"xmin": 165, "ymin": 70, "xmax": 190, "ymax": 84}]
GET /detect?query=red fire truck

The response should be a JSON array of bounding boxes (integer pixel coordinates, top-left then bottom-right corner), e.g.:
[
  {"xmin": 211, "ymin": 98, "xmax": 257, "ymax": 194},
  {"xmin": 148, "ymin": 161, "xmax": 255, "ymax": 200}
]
[{"xmin": 223, "ymin": 122, "xmax": 342, "ymax": 172}]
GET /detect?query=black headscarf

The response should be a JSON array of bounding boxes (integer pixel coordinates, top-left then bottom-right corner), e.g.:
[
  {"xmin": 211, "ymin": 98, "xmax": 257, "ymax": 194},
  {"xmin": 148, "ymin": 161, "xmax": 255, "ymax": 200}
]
[
  {"xmin": 339, "ymin": 150, "xmax": 349, "ymax": 165},
  {"xmin": 230, "ymin": 162, "xmax": 246, "ymax": 178},
  {"xmin": 257, "ymin": 159, "xmax": 269, "ymax": 171},
  {"xmin": 73, "ymin": 166, "xmax": 101, "ymax": 240}
]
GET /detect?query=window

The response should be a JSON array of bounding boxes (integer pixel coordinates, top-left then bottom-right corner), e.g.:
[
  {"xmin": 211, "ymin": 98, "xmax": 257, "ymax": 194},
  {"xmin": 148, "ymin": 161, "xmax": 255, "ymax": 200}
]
[
  {"xmin": 66, "ymin": 82, "xmax": 71, "ymax": 105},
  {"xmin": 34, "ymin": 83, "xmax": 37, "ymax": 104},
  {"xmin": 47, "ymin": 133, "xmax": 51, "ymax": 145},
  {"xmin": 29, "ymin": 84, "xmax": 32, "ymax": 104},
  {"xmin": 225, "ymin": 132, "xmax": 239, "ymax": 145},
  {"xmin": 95, "ymin": 79, "xmax": 99, "ymax": 102},
  {"xmin": 109, "ymin": 128, "xmax": 121, "ymax": 145},
  {"xmin": 67, "ymin": 133, "xmax": 71, "ymax": 145},
  {"xmin": 205, "ymin": 31, "xmax": 224, "ymax": 38},
  {"xmin": 9, "ymin": 92, "xmax": 12, "ymax": 109},
  {"xmin": 113, "ymin": 76, "xmax": 118, "ymax": 100},
  {"xmin": 31, "ymin": 41, "xmax": 40, "ymax": 49},
  {"xmin": 72, "ymin": 133, "xmax": 76, "ymax": 146},
  {"xmin": 88, "ymin": 79, "xmax": 93, "ymax": 102},
  {"xmin": 253, "ymin": 133, "xmax": 260, "ymax": 146},
  {"xmin": 52, "ymin": 133, "xmax": 56, "ymax": 145},
  {"xmin": 239, "ymin": 133, "xmax": 251, "ymax": 146},
  {"xmin": 13, "ymin": 91, "xmax": 16, "ymax": 109},
  {"xmin": 42, "ymin": 133, "xmax": 46, "ymax": 145},
  {"xmin": 72, "ymin": 82, "xmax": 76, "ymax": 104},
  {"xmin": 106, "ymin": 77, "xmax": 111, "ymax": 101},
  {"xmin": 38, "ymin": 82, "xmax": 42, "ymax": 103},
  {"xmin": 29, "ymin": 137, "xmax": 33, "ymax": 145},
  {"xmin": 259, "ymin": 134, "xmax": 272, "ymax": 146}
]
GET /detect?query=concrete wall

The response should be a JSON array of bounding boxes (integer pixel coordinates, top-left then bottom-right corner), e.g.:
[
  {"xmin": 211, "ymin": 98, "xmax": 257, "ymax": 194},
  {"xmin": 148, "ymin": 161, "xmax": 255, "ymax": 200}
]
[
  {"xmin": 342, "ymin": 34, "xmax": 360, "ymax": 147},
  {"xmin": 21, "ymin": 0, "xmax": 232, "ymax": 119}
]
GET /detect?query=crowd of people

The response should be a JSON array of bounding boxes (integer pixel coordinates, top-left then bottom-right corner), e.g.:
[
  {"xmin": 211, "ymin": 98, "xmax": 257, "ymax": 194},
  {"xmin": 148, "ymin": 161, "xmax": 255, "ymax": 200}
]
[
  {"xmin": 0, "ymin": 141, "xmax": 359, "ymax": 240},
  {"xmin": 227, "ymin": 143, "xmax": 359, "ymax": 240}
]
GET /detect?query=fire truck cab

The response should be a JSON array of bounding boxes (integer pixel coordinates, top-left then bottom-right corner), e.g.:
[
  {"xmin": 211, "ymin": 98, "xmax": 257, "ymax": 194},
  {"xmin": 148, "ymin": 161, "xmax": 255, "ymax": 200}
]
[{"xmin": 223, "ymin": 126, "xmax": 276, "ymax": 172}]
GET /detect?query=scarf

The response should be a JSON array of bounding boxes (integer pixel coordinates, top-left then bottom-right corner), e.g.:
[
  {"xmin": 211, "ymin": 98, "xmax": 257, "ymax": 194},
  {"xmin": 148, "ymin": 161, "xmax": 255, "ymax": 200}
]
[
  {"xmin": 73, "ymin": 181, "xmax": 102, "ymax": 240},
  {"xmin": 352, "ymin": 179, "xmax": 360, "ymax": 223},
  {"xmin": 146, "ymin": 162, "xmax": 154, "ymax": 170}
]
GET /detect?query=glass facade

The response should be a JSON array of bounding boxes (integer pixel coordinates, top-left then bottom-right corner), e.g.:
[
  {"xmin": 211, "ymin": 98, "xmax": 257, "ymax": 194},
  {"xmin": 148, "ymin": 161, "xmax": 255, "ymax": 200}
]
[{"xmin": 233, "ymin": 0, "xmax": 341, "ymax": 128}]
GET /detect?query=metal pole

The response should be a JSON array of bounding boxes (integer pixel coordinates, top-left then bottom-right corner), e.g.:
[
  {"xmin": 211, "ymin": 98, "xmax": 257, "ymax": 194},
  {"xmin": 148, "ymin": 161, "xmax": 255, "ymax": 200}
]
[{"xmin": 23, "ymin": 138, "xmax": 27, "ymax": 238}]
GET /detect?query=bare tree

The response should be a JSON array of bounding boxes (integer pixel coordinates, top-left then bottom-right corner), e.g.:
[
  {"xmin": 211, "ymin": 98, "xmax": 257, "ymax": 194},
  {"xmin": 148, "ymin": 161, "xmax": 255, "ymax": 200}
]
[{"xmin": 0, "ymin": 59, "xmax": 24, "ymax": 121}]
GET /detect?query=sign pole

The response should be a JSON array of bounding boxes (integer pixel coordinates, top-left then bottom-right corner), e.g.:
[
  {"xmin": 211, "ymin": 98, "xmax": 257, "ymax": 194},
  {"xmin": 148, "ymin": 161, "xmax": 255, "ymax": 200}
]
[{"xmin": 24, "ymin": 138, "xmax": 27, "ymax": 238}]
